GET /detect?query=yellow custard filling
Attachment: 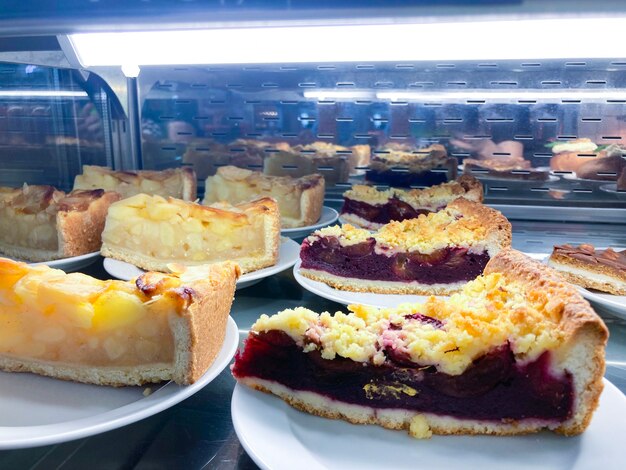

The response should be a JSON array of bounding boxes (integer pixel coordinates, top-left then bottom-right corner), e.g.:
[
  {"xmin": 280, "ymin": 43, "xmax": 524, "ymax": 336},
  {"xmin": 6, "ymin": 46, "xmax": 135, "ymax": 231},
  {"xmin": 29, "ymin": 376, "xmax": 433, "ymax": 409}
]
[{"xmin": 0, "ymin": 259, "xmax": 191, "ymax": 367}]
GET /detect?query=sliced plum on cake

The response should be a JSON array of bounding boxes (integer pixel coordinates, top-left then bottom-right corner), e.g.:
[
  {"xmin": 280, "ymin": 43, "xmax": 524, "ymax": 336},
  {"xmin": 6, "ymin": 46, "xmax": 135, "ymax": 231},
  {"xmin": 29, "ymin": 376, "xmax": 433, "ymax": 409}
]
[
  {"xmin": 340, "ymin": 175, "xmax": 483, "ymax": 230},
  {"xmin": 300, "ymin": 198, "xmax": 511, "ymax": 295},
  {"xmin": 232, "ymin": 249, "xmax": 608, "ymax": 438}
]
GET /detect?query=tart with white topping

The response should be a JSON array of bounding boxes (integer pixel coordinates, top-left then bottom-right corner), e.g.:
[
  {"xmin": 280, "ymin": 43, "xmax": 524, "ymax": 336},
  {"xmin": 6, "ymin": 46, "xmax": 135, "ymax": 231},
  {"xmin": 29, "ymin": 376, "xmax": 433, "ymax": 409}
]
[
  {"xmin": 301, "ymin": 198, "xmax": 511, "ymax": 295},
  {"xmin": 232, "ymin": 249, "xmax": 608, "ymax": 437}
]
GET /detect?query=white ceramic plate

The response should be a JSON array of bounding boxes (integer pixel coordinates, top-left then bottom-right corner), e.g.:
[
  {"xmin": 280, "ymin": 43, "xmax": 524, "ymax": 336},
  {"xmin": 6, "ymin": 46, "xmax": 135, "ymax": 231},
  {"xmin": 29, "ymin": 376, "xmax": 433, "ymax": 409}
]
[
  {"xmin": 0, "ymin": 317, "xmax": 239, "ymax": 450},
  {"xmin": 26, "ymin": 252, "xmax": 100, "ymax": 272},
  {"xmin": 599, "ymin": 184, "xmax": 626, "ymax": 200},
  {"xmin": 103, "ymin": 238, "xmax": 301, "ymax": 289},
  {"xmin": 293, "ymin": 261, "xmax": 441, "ymax": 308},
  {"xmin": 232, "ymin": 379, "xmax": 626, "ymax": 470},
  {"xmin": 281, "ymin": 206, "xmax": 339, "ymax": 239}
]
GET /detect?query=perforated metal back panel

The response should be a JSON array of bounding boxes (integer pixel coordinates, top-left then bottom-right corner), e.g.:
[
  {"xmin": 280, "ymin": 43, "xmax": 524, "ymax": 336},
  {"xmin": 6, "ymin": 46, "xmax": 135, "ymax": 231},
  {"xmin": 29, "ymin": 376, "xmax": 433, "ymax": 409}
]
[{"xmin": 137, "ymin": 60, "xmax": 626, "ymax": 217}]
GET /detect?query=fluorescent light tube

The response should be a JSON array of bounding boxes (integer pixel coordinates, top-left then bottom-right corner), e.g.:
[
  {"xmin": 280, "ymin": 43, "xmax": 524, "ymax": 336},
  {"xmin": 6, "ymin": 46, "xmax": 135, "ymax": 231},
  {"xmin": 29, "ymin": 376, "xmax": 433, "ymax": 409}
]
[
  {"xmin": 0, "ymin": 90, "xmax": 88, "ymax": 98},
  {"xmin": 68, "ymin": 17, "xmax": 626, "ymax": 67},
  {"xmin": 375, "ymin": 90, "xmax": 626, "ymax": 102}
]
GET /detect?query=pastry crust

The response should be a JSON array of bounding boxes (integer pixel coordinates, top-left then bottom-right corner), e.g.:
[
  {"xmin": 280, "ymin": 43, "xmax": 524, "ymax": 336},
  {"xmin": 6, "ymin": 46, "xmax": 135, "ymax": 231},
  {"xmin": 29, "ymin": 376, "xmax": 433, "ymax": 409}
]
[
  {"xmin": 235, "ymin": 249, "xmax": 608, "ymax": 437},
  {"xmin": 299, "ymin": 267, "xmax": 467, "ymax": 295},
  {"xmin": 0, "ymin": 187, "xmax": 120, "ymax": 262},
  {"xmin": 0, "ymin": 260, "xmax": 240, "ymax": 386},
  {"xmin": 102, "ymin": 196, "xmax": 280, "ymax": 274},
  {"xmin": 341, "ymin": 176, "xmax": 483, "ymax": 229},
  {"xmin": 74, "ymin": 165, "xmax": 197, "ymax": 201},
  {"xmin": 484, "ymin": 248, "xmax": 608, "ymax": 435},
  {"xmin": 548, "ymin": 245, "xmax": 626, "ymax": 295},
  {"xmin": 203, "ymin": 166, "xmax": 324, "ymax": 228}
]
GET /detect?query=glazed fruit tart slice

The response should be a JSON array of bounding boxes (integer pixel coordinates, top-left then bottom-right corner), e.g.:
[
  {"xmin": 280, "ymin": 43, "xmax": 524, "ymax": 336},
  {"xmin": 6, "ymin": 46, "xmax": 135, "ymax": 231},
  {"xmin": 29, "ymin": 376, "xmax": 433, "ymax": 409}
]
[
  {"xmin": 203, "ymin": 166, "xmax": 324, "ymax": 229},
  {"xmin": 300, "ymin": 198, "xmax": 511, "ymax": 295},
  {"xmin": 232, "ymin": 249, "xmax": 608, "ymax": 438},
  {"xmin": 101, "ymin": 194, "xmax": 280, "ymax": 274},
  {"xmin": 73, "ymin": 165, "xmax": 197, "ymax": 201},
  {"xmin": 548, "ymin": 244, "xmax": 626, "ymax": 295},
  {"xmin": 0, "ymin": 257, "xmax": 240, "ymax": 386},
  {"xmin": 340, "ymin": 175, "xmax": 483, "ymax": 230},
  {"xmin": 0, "ymin": 184, "xmax": 120, "ymax": 262}
]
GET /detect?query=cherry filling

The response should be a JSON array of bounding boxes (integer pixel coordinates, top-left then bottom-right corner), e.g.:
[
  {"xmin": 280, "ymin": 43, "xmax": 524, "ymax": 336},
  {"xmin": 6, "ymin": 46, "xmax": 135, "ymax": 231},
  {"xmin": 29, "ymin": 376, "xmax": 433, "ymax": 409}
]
[
  {"xmin": 232, "ymin": 331, "xmax": 574, "ymax": 421},
  {"xmin": 341, "ymin": 197, "xmax": 438, "ymax": 225},
  {"xmin": 300, "ymin": 237, "xmax": 490, "ymax": 284}
]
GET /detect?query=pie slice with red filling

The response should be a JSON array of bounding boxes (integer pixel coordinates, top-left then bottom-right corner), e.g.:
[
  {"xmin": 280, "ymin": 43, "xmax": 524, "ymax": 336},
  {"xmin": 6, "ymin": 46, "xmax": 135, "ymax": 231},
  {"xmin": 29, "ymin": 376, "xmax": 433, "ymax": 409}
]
[
  {"xmin": 301, "ymin": 198, "xmax": 511, "ymax": 295},
  {"xmin": 340, "ymin": 175, "xmax": 483, "ymax": 230},
  {"xmin": 232, "ymin": 249, "xmax": 608, "ymax": 438}
]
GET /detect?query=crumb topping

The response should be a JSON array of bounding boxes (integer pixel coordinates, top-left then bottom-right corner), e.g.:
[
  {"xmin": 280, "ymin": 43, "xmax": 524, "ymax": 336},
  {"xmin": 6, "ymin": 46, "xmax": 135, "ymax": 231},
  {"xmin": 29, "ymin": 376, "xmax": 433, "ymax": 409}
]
[
  {"xmin": 252, "ymin": 272, "xmax": 564, "ymax": 376},
  {"xmin": 310, "ymin": 202, "xmax": 488, "ymax": 254},
  {"xmin": 344, "ymin": 178, "xmax": 478, "ymax": 206}
]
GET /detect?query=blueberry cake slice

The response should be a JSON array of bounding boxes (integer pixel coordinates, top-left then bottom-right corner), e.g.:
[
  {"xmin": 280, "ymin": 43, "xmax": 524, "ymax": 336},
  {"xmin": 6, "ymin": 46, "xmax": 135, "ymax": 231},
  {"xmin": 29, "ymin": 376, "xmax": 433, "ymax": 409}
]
[
  {"xmin": 548, "ymin": 244, "xmax": 626, "ymax": 295},
  {"xmin": 233, "ymin": 249, "xmax": 608, "ymax": 438},
  {"xmin": 301, "ymin": 198, "xmax": 511, "ymax": 295},
  {"xmin": 340, "ymin": 175, "xmax": 483, "ymax": 230}
]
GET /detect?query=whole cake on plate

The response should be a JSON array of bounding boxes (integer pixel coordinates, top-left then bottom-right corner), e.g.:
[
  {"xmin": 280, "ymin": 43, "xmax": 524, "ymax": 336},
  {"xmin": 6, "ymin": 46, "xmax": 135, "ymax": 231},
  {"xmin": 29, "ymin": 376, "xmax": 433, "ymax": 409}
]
[
  {"xmin": 0, "ymin": 258, "xmax": 240, "ymax": 386},
  {"xmin": 300, "ymin": 198, "xmax": 511, "ymax": 295},
  {"xmin": 340, "ymin": 175, "xmax": 483, "ymax": 230},
  {"xmin": 233, "ymin": 249, "xmax": 608, "ymax": 438}
]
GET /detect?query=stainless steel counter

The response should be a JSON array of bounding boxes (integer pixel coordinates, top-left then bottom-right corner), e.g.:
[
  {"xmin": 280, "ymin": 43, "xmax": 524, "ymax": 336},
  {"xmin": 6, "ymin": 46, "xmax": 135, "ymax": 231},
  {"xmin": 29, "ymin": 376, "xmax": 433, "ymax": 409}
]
[{"xmin": 1, "ymin": 231, "xmax": 626, "ymax": 469}]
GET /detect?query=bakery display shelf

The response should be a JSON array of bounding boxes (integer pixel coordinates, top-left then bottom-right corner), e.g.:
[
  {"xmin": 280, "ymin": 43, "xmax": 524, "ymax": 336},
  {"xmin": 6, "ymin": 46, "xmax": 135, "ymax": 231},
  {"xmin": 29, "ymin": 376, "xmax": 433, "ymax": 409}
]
[{"xmin": 1, "ymin": 222, "xmax": 626, "ymax": 467}]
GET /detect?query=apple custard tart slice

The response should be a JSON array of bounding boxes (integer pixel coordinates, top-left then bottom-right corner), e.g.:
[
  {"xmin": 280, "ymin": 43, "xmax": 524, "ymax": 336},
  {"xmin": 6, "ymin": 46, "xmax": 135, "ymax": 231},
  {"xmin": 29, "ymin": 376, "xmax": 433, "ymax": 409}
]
[
  {"xmin": 101, "ymin": 194, "xmax": 280, "ymax": 274},
  {"xmin": 0, "ymin": 184, "xmax": 120, "ymax": 262},
  {"xmin": 73, "ymin": 165, "xmax": 197, "ymax": 201},
  {"xmin": 0, "ymin": 257, "xmax": 240, "ymax": 386}
]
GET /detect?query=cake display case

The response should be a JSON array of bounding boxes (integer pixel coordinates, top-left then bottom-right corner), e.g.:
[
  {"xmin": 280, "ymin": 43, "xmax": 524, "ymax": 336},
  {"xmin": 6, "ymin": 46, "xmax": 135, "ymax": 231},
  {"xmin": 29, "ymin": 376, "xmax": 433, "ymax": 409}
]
[{"xmin": 1, "ymin": 1, "xmax": 626, "ymax": 468}]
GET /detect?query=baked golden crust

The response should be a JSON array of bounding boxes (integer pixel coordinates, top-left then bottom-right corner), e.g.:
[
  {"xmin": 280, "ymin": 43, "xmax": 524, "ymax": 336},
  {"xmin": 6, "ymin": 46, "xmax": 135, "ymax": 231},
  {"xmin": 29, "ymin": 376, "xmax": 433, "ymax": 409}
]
[
  {"xmin": 237, "ymin": 249, "xmax": 608, "ymax": 437},
  {"xmin": 203, "ymin": 166, "xmax": 324, "ymax": 228},
  {"xmin": 102, "ymin": 195, "xmax": 280, "ymax": 274},
  {"xmin": 343, "ymin": 175, "xmax": 483, "ymax": 206},
  {"xmin": 171, "ymin": 261, "xmax": 240, "ymax": 384},
  {"xmin": 299, "ymin": 267, "xmax": 467, "ymax": 295},
  {"xmin": 74, "ymin": 165, "xmax": 197, "ymax": 201},
  {"xmin": 548, "ymin": 245, "xmax": 626, "ymax": 295},
  {"xmin": 485, "ymin": 248, "xmax": 608, "ymax": 435},
  {"xmin": 0, "ymin": 185, "xmax": 120, "ymax": 261},
  {"xmin": 0, "ymin": 259, "xmax": 240, "ymax": 386}
]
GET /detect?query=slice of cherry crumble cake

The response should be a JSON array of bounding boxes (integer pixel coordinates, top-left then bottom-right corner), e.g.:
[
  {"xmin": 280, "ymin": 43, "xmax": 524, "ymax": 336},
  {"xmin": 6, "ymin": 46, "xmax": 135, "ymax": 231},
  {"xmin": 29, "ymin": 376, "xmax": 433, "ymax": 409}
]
[
  {"xmin": 301, "ymin": 198, "xmax": 511, "ymax": 295},
  {"xmin": 232, "ymin": 249, "xmax": 608, "ymax": 438}
]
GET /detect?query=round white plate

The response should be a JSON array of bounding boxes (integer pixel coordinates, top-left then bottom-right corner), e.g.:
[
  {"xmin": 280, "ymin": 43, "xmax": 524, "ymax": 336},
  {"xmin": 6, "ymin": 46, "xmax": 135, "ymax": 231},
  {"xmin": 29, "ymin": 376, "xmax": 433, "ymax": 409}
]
[
  {"xmin": 293, "ymin": 261, "xmax": 441, "ymax": 308},
  {"xmin": 232, "ymin": 379, "xmax": 626, "ymax": 470},
  {"xmin": 103, "ymin": 238, "xmax": 300, "ymax": 289},
  {"xmin": 27, "ymin": 252, "xmax": 100, "ymax": 272},
  {"xmin": 0, "ymin": 316, "xmax": 239, "ymax": 450},
  {"xmin": 281, "ymin": 206, "xmax": 339, "ymax": 239},
  {"xmin": 577, "ymin": 287, "xmax": 626, "ymax": 319},
  {"xmin": 599, "ymin": 184, "xmax": 626, "ymax": 200}
]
